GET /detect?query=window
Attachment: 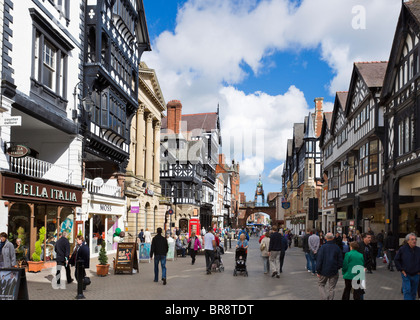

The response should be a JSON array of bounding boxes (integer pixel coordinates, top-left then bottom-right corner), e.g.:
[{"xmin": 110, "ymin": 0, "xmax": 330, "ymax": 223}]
[
  {"xmin": 360, "ymin": 140, "xmax": 379, "ymax": 175},
  {"xmin": 369, "ymin": 140, "xmax": 378, "ymax": 172},
  {"xmin": 398, "ymin": 115, "xmax": 414, "ymax": 156},
  {"xmin": 43, "ymin": 40, "xmax": 56, "ymax": 90},
  {"xmin": 32, "ymin": 21, "xmax": 70, "ymax": 100}
]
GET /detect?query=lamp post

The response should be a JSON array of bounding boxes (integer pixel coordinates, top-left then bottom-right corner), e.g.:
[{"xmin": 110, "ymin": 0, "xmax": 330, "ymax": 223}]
[{"xmin": 73, "ymin": 81, "xmax": 95, "ymax": 121}]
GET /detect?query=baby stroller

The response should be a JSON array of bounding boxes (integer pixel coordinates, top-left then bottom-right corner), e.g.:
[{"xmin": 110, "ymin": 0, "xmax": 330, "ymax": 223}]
[
  {"xmin": 233, "ymin": 247, "xmax": 248, "ymax": 276},
  {"xmin": 212, "ymin": 245, "xmax": 225, "ymax": 272}
]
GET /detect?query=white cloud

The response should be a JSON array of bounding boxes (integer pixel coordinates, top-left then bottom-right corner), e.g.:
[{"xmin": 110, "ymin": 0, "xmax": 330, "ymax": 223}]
[
  {"xmin": 268, "ymin": 163, "xmax": 284, "ymax": 182},
  {"xmin": 143, "ymin": 0, "xmax": 402, "ymax": 179}
]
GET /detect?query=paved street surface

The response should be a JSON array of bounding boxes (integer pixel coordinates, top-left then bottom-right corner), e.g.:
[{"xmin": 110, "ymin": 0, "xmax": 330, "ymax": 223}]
[{"xmin": 24, "ymin": 237, "xmax": 405, "ymax": 301}]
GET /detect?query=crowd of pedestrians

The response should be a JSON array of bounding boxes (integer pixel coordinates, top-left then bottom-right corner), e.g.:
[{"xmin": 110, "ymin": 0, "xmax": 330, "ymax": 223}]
[
  {"xmin": 2, "ymin": 224, "xmax": 420, "ymax": 300},
  {"xmin": 297, "ymin": 227, "xmax": 420, "ymax": 300}
]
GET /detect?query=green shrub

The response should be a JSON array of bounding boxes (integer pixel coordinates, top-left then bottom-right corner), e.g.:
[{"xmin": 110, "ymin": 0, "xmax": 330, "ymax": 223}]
[{"xmin": 32, "ymin": 227, "xmax": 46, "ymax": 262}]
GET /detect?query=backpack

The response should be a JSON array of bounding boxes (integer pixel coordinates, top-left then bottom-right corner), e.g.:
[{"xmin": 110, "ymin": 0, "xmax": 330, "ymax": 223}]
[{"xmin": 260, "ymin": 241, "xmax": 266, "ymax": 251}]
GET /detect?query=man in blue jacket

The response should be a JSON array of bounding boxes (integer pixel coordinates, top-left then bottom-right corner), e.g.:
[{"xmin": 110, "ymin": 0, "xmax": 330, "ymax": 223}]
[
  {"xmin": 395, "ymin": 233, "xmax": 420, "ymax": 300},
  {"xmin": 316, "ymin": 233, "xmax": 343, "ymax": 300}
]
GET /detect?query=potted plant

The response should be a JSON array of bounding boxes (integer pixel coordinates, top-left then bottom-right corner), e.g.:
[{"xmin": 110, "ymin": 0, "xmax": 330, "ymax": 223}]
[
  {"xmin": 27, "ymin": 227, "xmax": 46, "ymax": 273},
  {"xmin": 96, "ymin": 241, "xmax": 109, "ymax": 277}
]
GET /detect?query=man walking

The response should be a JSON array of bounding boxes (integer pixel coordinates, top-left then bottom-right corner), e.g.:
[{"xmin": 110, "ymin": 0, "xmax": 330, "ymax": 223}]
[
  {"xmin": 394, "ymin": 233, "xmax": 420, "ymax": 300},
  {"xmin": 55, "ymin": 231, "xmax": 73, "ymax": 285},
  {"xmin": 308, "ymin": 230, "xmax": 320, "ymax": 276},
  {"xmin": 384, "ymin": 230, "xmax": 398, "ymax": 272},
  {"xmin": 302, "ymin": 230, "xmax": 311, "ymax": 272},
  {"xmin": 150, "ymin": 227, "xmax": 169, "ymax": 285},
  {"xmin": 316, "ymin": 233, "xmax": 343, "ymax": 300},
  {"xmin": 203, "ymin": 227, "xmax": 216, "ymax": 275},
  {"xmin": 268, "ymin": 225, "xmax": 283, "ymax": 278},
  {"xmin": 358, "ymin": 233, "xmax": 373, "ymax": 273}
]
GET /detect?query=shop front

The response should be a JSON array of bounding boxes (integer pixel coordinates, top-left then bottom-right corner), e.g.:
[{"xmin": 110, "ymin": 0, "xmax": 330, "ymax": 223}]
[
  {"xmin": 0, "ymin": 172, "xmax": 82, "ymax": 261},
  {"xmin": 83, "ymin": 193, "xmax": 126, "ymax": 257}
]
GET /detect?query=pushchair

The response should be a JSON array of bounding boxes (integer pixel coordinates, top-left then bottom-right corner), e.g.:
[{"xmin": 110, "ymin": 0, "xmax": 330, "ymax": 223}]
[
  {"xmin": 211, "ymin": 246, "xmax": 225, "ymax": 272},
  {"xmin": 233, "ymin": 247, "xmax": 248, "ymax": 276}
]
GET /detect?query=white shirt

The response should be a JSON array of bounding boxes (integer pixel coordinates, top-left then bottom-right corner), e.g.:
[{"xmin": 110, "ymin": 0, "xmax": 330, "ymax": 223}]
[
  {"xmin": 203, "ymin": 232, "xmax": 215, "ymax": 250},
  {"xmin": 144, "ymin": 231, "xmax": 152, "ymax": 243}
]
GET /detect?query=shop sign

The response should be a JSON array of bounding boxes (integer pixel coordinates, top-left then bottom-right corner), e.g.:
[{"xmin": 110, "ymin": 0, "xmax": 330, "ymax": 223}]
[
  {"xmin": 130, "ymin": 201, "xmax": 139, "ymax": 213},
  {"xmin": 6, "ymin": 145, "xmax": 29, "ymax": 158},
  {"xmin": 89, "ymin": 202, "xmax": 124, "ymax": 215},
  {"xmin": 1, "ymin": 174, "xmax": 82, "ymax": 205},
  {"xmin": 337, "ymin": 211, "xmax": 347, "ymax": 219}
]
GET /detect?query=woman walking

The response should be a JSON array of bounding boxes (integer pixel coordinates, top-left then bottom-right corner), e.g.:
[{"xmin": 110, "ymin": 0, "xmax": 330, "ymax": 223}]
[
  {"xmin": 187, "ymin": 231, "xmax": 202, "ymax": 265},
  {"xmin": 260, "ymin": 231, "xmax": 270, "ymax": 274},
  {"xmin": 342, "ymin": 241, "xmax": 365, "ymax": 300}
]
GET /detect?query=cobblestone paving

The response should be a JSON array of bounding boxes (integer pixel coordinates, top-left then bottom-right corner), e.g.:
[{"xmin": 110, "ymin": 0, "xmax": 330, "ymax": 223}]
[{"xmin": 25, "ymin": 237, "xmax": 405, "ymax": 301}]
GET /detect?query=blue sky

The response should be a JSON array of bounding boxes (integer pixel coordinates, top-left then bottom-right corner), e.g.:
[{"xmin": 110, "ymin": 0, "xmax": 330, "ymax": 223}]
[{"xmin": 142, "ymin": 0, "xmax": 401, "ymax": 200}]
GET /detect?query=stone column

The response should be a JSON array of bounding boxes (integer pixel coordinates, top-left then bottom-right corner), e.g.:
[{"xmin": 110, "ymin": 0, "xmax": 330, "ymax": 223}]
[
  {"xmin": 136, "ymin": 105, "xmax": 145, "ymax": 178},
  {"xmin": 153, "ymin": 121, "xmax": 161, "ymax": 184},
  {"xmin": 145, "ymin": 113, "xmax": 154, "ymax": 181}
]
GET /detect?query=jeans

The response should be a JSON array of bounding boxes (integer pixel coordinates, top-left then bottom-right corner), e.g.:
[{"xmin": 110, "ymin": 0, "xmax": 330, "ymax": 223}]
[
  {"xmin": 280, "ymin": 251, "xmax": 285, "ymax": 272},
  {"xmin": 205, "ymin": 249, "xmax": 215, "ymax": 272},
  {"xmin": 262, "ymin": 256, "xmax": 269, "ymax": 273},
  {"xmin": 309, "ymin": 251, "xmax": 317, "ymax": 274},
  {"xmin": 154, "ymin": 255, "xmax": 167, "ymax": 281},
  {"xmin": 401, "ymin": 273, "xmax": 419, "ymax": 300},
  {"xmin": 305, "ymin": 252, "xmax": 311, "ymax": 270}
]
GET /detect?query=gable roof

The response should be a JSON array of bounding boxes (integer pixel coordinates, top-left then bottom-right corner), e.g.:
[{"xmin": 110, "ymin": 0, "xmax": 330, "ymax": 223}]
[
  {"xmin": 355, "ymin": 62, "xmax": 388, "ymax": 88},
  {"xmin": 345, "ymin": 61, "xmax": 388, "ymax": 117},
  {"xmin": 330, "ymin": 91, "xmax": 348, "ymax": 134},
  {"xmin": 319, "ymin": 112, "xmax": 333, "ymax": 148},
  {"xmin": 382, "ymin": 1, "xmax": 420, "ymax": 101}
]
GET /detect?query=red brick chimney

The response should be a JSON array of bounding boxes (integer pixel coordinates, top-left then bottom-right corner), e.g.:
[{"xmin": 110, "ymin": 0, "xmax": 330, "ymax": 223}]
[
  {"xmin": 314, "ymin": 97, "xmax": 324, "ymax": 138},
  {"xmin": 219, "ymin": 154, "xmax": 226, "ymax": 166},
  {"xmin": 167, "ymin": 100, "xmax": 182, "ymax": 134}
]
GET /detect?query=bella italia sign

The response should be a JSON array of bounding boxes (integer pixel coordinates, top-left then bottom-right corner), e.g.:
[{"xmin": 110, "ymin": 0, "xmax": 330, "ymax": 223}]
[{"xmin": 1, "ymin": 174, "xmax": 82, "ymax": 206}]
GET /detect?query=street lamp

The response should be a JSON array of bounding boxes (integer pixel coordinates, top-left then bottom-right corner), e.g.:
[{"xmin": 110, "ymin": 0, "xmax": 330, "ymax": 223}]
[{"xmin": 72, "ymin": 81, "xmax": 95, "ymax": 120}]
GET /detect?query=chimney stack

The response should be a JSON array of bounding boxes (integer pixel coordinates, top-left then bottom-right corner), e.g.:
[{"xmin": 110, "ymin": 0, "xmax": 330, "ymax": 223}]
[
  {"xmin": 167, "ymin": 100, "xmax": 183, "ymax": 134},
  {"xmin": 314, "ymin": 97, "xmax": 324, "ymax": 138}
]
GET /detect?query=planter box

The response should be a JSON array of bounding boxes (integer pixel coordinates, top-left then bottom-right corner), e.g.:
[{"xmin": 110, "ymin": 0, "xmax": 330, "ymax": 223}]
[
  {"xmin": 27, "ymin": 261, "xmax": 44, "ymax": 273},
  {"xmin": 96, "ymin": 264, "xmax": 110, "ymax": 277}
]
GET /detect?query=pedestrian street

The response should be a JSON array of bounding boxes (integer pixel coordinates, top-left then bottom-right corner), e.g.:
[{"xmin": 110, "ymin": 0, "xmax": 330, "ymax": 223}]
[{"xmin": 25, "ymin": 237, "xmax": 404, "ymax": 301}]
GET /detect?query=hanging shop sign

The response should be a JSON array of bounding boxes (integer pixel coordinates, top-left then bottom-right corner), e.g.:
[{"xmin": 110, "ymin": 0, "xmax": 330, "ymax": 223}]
[{"xmin": 6, "ymin": 145, "xmax": 29, "ymax": 158}]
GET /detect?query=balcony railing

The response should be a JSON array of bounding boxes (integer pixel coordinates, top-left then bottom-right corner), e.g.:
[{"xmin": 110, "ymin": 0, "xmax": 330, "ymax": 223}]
[
  {"xmin": 84, "ymin": 178, "xmax": 122, "ymax": 198},
  {"xmin": 10, "ymin": 156, "xmax": 74, "ymax": 184}
]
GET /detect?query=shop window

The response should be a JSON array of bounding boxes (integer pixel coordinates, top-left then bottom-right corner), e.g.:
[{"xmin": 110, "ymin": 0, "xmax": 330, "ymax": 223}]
[{"xmin": 8, "ymin": 204, "xmax": 31, "ymax": 256}]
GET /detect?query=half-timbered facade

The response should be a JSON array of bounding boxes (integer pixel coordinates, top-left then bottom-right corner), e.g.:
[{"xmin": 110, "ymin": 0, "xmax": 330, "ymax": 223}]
[
  {"xmin": 79, "ymin": 0, "xmax": 151, "ymax": 255},
  {"xmin": 160, "ymin": 100, "xmax": 221, "ymax": 231},
  {"xmin": 320, "ymin": 61, "xmax": 387, "ymax": 234},
  {"xmin": 381, "ymin": 1, "xmax": 420, "ymax": 239},
  {"xmin": 282, "ymin": 99, "xmax": 324, "ymax": 233}
]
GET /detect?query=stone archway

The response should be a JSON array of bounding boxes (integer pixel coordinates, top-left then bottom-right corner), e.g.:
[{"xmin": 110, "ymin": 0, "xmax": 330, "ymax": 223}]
[{"xmin": 237, "ymin": 205, "xmax": 282, "ymax": 228}]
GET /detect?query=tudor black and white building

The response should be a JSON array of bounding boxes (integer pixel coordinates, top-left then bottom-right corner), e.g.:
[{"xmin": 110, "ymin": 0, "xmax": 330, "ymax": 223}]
[
  {"xmin": 320, "ymin": 62, "xmax": 388, "ymax": 235},
  {"xmin": 160, "ymin": 100, "xmax": 221, "ymax": 232},
  {"xmin": 80, "ymin": 0, "xmax": 151, "ymax": 255},
  {"xmin": 381, "ymin": 0, "xmax": 420, "ymax": 238}
]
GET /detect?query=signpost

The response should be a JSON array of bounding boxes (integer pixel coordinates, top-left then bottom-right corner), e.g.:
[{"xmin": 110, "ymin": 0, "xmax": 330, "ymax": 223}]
[{"xmin": 114, "ymin": 243, "xmax": 138, "ymax": 274}]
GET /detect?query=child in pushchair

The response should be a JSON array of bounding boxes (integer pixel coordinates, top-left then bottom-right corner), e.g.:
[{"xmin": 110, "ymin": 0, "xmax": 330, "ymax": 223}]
[
  {"xmin": 233, "ymin": 247, "xmax": 248, "ymax": 276},
  {"xmin": 211, "ymin": 245, "xmax": 225, "ymax": 272}
]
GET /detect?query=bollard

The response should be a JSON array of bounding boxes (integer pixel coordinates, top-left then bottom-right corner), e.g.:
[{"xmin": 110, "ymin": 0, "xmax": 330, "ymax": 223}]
[
  {"xmin": 229, "ymin": 238, "xmax": 231, "ymax": 249},
  {"xmin": 224, "ymin": 237, "xmax": 227, "ymax": 250},
  {"xmin": 75, "ymin": 260, "xmax": 85, "ymax": 300}
]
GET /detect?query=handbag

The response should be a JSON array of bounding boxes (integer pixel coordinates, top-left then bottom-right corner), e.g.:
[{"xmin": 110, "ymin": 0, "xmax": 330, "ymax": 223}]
[{"xmin": 83, "ymin": 276, "xmax": 91, "ymax": 286}]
